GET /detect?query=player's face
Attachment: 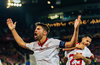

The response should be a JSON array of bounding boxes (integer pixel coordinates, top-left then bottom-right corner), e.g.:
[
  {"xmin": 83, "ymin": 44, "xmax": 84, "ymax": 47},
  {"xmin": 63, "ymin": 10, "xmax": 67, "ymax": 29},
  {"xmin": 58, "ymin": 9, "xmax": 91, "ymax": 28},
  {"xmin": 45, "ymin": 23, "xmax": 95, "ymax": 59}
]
[
  {"xmin": 34, "ymin": 26, "xmax": 45, "ymax": 40},
  {"xmin": 82, "ymin": 37, "xmax": 92, "ymax": 47}
]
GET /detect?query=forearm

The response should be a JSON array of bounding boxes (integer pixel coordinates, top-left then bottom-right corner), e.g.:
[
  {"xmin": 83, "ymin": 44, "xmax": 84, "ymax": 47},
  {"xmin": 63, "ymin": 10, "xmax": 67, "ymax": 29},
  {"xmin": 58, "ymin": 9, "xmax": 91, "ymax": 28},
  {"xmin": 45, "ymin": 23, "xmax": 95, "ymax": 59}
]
[
  {"xmin": 65, "ymin": 27, "xmax": 79, "ymax": 48},
  {"xmin": 82, "ymin": 56, "xmax": 91, "ymax": 64},
  {"xmin": 70, "ymin": 27, "xmax": 79, "ymax": 47},
  {"xmin": 70, "ymin": 16, "xmax": 81, "ymax": 47},
  {"xmin": 11, "ymin": 29, "xmax": 26, "ymax": 48},
  {"xmin": 74, "ymin": 27, "xmax": 79, "ymax": 44}
]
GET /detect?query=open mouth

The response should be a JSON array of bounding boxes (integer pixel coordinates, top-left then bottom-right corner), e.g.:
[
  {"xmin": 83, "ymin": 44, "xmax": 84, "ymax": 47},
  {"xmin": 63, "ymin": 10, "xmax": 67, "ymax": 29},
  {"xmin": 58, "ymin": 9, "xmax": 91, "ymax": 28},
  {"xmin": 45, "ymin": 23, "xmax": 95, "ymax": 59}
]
[{"xmin": 34, "ymin": 33, "xmax": 37, "ymax": 37}]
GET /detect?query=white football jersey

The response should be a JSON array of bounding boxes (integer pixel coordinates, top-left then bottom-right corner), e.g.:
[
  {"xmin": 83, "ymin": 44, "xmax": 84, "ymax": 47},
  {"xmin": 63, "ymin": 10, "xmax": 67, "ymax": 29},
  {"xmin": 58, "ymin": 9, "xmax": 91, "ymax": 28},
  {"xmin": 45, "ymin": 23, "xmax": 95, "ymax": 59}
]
[
  {"xmin": 26, "ymin": 38, "xmax": 65, "ymax": 65},
  {"xmin": 65, "ymin": 44, "xmax": 93, "ymax": 65}
]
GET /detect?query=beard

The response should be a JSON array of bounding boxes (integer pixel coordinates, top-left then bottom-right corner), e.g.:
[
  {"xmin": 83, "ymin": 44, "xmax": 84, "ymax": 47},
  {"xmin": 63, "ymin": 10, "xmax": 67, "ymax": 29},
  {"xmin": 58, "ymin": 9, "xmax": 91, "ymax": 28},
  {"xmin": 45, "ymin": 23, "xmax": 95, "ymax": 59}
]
[{"xmin": 34, "ymin": 34, "xmax": 43, "ymax": 41}]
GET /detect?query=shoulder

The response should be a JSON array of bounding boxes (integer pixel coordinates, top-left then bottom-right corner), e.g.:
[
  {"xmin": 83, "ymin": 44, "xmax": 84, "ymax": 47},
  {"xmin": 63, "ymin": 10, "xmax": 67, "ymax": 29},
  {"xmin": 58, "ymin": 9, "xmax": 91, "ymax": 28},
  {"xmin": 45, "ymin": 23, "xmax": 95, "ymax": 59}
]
[
  {"xmin": 84, "ymin": 46, "xmax": 91, "ymax": 53},
  {"xmin": 47, "ymin": 38, "xmax": 61, "ymax": 46},
  {"xmin": 26, "ymin": 41, "xmax": 38, "ymax": 49},
  {"xmin": 48, "ymin": 38, "xmax": 61, "ymax": 42},
  {"xmin": 48, "ymin": 38, "xmax": 60, "ymax": 40},
  {"xmin": 83, "ymin": 46, "xmax": 93, "ymax": 58},
  {"xmin": 26, "ymin": 41, "xmax": 38, "ymax": 46},
  {"xmin": 84, "ymin": 46, "xmax": 89, "ymax": 50}
]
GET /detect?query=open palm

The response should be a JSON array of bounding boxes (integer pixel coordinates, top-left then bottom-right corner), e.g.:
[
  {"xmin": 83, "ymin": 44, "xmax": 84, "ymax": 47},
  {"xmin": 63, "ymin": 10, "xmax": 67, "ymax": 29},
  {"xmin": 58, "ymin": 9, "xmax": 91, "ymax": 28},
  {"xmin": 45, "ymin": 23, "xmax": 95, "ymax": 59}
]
[
  {"xmin": 7, "ymin": 18, "xmax": 16, "ymax": 31},
  {"xmin": 74, "ymin": 15, "xmax": 81, "ymax": 29}
]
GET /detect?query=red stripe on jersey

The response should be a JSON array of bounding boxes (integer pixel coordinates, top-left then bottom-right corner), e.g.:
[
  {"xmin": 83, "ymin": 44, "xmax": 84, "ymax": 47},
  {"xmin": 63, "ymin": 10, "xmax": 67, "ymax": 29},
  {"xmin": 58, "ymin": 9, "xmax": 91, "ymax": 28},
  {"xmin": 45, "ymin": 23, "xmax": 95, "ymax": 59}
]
[
  {"xmin": 69, "ymin": 53, "xmax": 82, "ymax": 65},
  {"xmin": 38, "ymin": 38, "xmax": 48, "ymax": 47},
  {"xmin": 76, "ymin": 42, "xmax": 78, "ymax": 44}
]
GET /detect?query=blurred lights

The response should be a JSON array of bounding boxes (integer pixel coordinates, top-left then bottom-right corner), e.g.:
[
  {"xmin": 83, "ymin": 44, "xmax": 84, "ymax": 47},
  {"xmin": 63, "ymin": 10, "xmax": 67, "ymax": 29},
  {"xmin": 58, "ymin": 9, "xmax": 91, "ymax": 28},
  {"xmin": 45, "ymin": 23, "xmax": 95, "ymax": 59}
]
[
  {"xmin": 14, "ymin": 3, "xmax": 17, "ymax": 6},
  {"xmin": 47, "ymin": 1, "xmax": 51, "ymax": 4},
  {"xmin": 62, "ymin": 16, "xmax": 71, "ymax": 20},
  {"xmin": 47, "ymin": 1, "xmax": 55, "ymax": 9},
  {"xmin": 51, "ymin": 5, "xmax": 54, "ymax": 8},
  {"xmin": 55, "ymin": 15, "xmax": 59, "ymax": 18},
  {"xmin": 48, "ymin": 14, "xmax": 59, "ymax": 19},
  {"xmin": 7, "ymin": 0, "xmax": 22, "ymax": 8},
  {"xmin": 8, "ymin": 0, "xmax": 11, "ymax": 2},
  {"xmin": 7, "ymin": 3, "xmax": 22, "ymax": 7},
  {"xmin": 13, "ymin": 0, "xmax": 21, "ymax": 3},
  {"xmin": 7, "ymin": 6, "xmax": 10, "ymax": 8},
  {"xmin": 48, "ymin": 12, "xmax": 63, "ymax": 20},
  {"xmin": 56, "ymin": 0, "xmax": 61, "ymax": 5},
  {"xmin": 8, "ymin": 3, "xmax": 11, "ymax": 5}
]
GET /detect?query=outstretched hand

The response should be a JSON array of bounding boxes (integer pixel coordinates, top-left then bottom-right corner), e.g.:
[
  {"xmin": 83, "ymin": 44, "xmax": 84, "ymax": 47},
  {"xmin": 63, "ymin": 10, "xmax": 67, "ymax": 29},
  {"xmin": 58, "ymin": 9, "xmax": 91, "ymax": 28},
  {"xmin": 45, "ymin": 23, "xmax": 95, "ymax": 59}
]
[
  {"xmin": 7, "ymin": 18, "xmax": 16, "ymax": 31},
  {"xmin": 74, "ymin": 15, "xmax": 81, "ymax": 29}
]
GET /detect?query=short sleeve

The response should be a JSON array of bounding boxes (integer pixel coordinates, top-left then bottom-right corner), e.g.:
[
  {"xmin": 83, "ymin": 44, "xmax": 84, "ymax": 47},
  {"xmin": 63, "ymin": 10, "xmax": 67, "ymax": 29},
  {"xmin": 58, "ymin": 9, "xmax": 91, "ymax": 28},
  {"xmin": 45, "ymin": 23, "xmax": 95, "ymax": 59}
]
[
  {"xmin": 52, "ymin": 39, "xmax": 61, "ymax": 48},
  {"xmin": 52, "ymin": 38, "xmax": 65, "ymax": 48},
  {"xmin": 26, "ymin": 42, "xmax": 34, "ymax": 51},
  {"xmin": 83, "ymin": 47, "xmax": 93, "ymax": 58}
]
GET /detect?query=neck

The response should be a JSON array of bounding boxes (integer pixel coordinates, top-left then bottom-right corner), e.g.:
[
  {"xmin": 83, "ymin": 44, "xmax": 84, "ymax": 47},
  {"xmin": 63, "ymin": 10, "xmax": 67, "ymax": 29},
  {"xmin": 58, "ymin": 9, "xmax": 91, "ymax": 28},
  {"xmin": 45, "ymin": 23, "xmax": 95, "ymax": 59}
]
[{"xmin": 39, "ymin": 36, "xmax": 47, "ymax": 44}]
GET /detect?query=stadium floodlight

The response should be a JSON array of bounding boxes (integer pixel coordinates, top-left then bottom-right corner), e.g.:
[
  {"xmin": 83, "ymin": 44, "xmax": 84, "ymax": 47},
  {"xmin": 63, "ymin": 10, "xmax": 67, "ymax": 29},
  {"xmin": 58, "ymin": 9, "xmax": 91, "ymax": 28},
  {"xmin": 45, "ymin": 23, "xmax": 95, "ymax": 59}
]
[
  {"xmin": 13, "ymin": 0, "xmax": 21, "ymax": 3},
  {"xmin": 7, "ymin": 0, "xmax": 22, "ymax": 8}
]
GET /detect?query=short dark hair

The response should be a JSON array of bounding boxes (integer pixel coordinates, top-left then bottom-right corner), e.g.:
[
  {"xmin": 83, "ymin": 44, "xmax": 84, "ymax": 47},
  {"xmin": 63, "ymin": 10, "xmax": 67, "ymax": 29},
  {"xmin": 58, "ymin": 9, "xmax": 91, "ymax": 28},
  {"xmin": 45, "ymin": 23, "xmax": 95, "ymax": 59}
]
[
  {"xmin": 35, "ymin": 22, "xmax": 50, "ymax": 34},
  {"xmin": 82, "ymin": 34, "xmax": 93, "ymax": 39}
]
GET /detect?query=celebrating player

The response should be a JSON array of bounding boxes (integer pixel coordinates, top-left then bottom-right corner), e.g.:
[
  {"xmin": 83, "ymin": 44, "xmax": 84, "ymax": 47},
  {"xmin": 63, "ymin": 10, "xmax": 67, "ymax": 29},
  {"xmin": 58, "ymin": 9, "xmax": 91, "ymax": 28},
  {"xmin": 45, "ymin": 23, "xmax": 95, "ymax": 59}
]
[
  {"xmin": 63, "ymin": 35, "xmax": 94, "ymax": 65},
  {"xmin": 6, "ymin": 16, "xmax": 81, "ymax": 65}
]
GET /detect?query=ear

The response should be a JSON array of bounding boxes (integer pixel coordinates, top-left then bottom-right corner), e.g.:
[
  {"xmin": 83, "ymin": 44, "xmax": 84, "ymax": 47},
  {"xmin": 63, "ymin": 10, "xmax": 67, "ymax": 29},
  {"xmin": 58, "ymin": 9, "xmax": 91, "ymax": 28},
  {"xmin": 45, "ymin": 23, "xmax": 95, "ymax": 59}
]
[
  {"xmin": 82, "ymin": 38, "xmax": 84, "ymax": 41},
  {"xmin": 43, "ymin": 31, "xmax": 47, "ymax": 35},
  {"xmin": 82, "ymin": 37, "xmax": 85, "ymax": 42}
]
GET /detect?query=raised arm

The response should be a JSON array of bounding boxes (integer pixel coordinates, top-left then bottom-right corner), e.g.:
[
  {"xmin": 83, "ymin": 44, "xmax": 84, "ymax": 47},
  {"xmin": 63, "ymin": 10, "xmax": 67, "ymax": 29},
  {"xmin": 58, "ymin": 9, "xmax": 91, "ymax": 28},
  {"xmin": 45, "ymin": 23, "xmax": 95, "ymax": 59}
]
[
  {"xmin": 7, "ymin": 18, "xmax": 27, "ymax": 48},
  {"xmin": 65, "ymin": 15, "xmax": 81, "ymax": 48}
]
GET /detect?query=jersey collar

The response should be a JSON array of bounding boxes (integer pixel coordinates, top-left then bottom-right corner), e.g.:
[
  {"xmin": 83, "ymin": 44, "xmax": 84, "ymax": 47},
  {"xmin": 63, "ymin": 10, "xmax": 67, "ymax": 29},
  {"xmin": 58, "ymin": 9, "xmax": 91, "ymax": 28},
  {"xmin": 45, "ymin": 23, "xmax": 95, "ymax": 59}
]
[{"xmin": 38, "ymin": 38, "xmax": 48, "ymax": 47}]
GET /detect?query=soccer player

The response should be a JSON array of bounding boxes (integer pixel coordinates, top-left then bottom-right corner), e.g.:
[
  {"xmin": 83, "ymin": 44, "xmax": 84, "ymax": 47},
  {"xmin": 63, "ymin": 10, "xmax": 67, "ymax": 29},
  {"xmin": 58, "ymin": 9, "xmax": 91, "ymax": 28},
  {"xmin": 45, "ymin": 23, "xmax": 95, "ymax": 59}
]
[
  {"xmin": 6, "ymin": 16, "xmax": 81, "ymax": 65},
  {"xmin": 63, "ymin": 35, "xmax": 94, "ymax": 65}
]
